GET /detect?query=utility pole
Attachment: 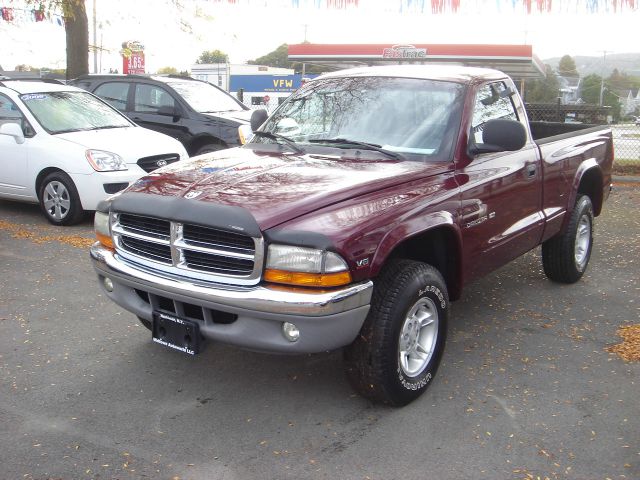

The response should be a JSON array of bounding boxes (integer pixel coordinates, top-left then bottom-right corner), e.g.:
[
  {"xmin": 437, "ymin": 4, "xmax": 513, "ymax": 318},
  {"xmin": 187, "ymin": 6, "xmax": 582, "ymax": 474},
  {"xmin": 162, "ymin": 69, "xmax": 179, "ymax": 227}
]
[
  {"xmin": 93, "ymin": 0, "xmax": 98, "ymax": 73},
  {"xmin": 599, "ymin": 50, "xmax": 609, "ymax": 106}
]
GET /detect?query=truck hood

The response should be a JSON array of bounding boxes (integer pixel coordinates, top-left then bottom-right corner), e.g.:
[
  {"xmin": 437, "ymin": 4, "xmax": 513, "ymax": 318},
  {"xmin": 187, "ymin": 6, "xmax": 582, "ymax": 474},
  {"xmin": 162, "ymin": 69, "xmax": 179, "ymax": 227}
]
[
  {"xmin": 202, "ymin": 109, "xmax": 252, "ymax": 124},
  {"xmin": 126, "ymin": 147, "xmax": 449, "ymax": 230},
  {"xmin": 56, "ymin": 126, "xmax": 183, "ymax": 163}
]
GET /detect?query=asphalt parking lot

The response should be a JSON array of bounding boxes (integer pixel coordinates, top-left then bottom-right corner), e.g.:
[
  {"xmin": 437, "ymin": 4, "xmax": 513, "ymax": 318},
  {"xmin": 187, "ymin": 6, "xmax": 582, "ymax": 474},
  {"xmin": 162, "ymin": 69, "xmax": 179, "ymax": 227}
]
[{"xmin": 1, "ymin": 185, "xmax": 638, "ymax": 480}]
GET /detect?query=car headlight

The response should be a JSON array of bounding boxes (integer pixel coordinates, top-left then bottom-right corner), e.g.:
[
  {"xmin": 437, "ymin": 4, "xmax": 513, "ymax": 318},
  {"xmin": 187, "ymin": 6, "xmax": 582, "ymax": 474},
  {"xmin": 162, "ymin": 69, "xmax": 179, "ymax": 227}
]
[
  {"xmin": 264, "ymin": 244, "xmax": 352, "ymax": 287},
  {"xmin": 86, "ymin": 149, "xmax": 128, "ymax": 171},
  {"xmin": 94, "ymin": 211, "xmax": 113, "ymax": 249}
]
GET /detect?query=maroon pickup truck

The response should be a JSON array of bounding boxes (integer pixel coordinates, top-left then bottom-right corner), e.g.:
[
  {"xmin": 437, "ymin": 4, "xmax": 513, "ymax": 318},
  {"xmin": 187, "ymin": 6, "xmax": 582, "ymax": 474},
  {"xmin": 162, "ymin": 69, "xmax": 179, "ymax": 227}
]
[{"xmin": 90, "ymin": 66, "xmax": 613, "ymax": 406}]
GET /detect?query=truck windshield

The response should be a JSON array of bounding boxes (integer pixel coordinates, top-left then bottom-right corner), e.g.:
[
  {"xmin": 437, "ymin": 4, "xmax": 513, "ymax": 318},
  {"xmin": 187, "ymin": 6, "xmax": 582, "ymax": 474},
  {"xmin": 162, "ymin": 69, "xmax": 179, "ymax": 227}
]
[
  {"xmin": 20, "ymin": 91, "xmax": 131, "ymax": 134},
  {"xmin": 259, "ymin": 76, "xmax": 465, "ymax": 161},
  {"xmin": 169, "ymin": 81, "xmax": 246, "ymax": 113}
]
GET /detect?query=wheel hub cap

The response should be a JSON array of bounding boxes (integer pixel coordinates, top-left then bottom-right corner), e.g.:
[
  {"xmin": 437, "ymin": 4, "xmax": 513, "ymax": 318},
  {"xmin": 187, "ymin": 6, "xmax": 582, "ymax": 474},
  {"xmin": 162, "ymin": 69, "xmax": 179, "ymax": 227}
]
[
  {"xmin": 574, "ymin": 214, "xmax": 591, "ymax": 269},
  {"xmin": 43, "ymin": 181, "xmax": 70, "ymax": 220},
  {"xmin": 398, "ymin": 297, "xmax": 439, "ymax": 378}
]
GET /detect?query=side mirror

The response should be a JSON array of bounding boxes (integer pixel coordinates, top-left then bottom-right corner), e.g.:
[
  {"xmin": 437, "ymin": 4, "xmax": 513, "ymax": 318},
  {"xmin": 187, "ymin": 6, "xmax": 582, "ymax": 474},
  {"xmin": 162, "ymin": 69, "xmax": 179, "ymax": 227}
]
[
  {"xmin": 250, "ymin": 109, "xmax": 269, "ymax": 132},
  {"xmin": 158, "ymin": 105, "xmax": 180, "ymax": 118},
  {"xmin": 0, "ymin": 122, "xmax": 25, "ymax": 144},
  {"xmin": 469, "ymin": 119, "xmax": 527, "ymax": 155}
]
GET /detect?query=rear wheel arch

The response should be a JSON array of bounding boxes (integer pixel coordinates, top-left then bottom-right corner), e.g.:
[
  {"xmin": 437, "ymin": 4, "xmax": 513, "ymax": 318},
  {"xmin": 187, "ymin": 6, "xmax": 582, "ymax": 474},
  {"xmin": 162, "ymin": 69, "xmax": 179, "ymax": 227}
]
[
  {"xmin": 577, "ymin": 167, "xmax": 604, "ymax": 217},
  {"xmin": 370, "ymin": 225, "xmax": 463, "ymax": 301}
]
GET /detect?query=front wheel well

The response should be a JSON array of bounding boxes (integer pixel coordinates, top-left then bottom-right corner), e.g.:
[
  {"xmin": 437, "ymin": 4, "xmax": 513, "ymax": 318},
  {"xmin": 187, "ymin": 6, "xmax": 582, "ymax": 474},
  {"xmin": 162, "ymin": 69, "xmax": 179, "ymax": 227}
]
[
  {"xmin": 188, "ymin": 136, "xmax": 226, "ymax": 156},
  {"xmin": 577, "ymin": 167, "xmax": 604, "ymax": 216},
  {"xmin": 381, "ymin": 227, "xmax": 462, "ymax": 301},
  {"xmin": 35, "ymin": 167, "xmax": 66, "ymax": 197}
]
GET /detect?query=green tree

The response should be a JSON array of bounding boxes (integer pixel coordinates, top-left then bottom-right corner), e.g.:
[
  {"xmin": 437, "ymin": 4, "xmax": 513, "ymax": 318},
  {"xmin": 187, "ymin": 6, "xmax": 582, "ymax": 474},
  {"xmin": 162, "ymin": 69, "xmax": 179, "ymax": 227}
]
[
  {"xmin": 249, "ymin": 44, "xmax": 290, "ymax": 68},
  {"xmin": 580, "ymin": 74, "xmax": 621, "ymax": 120},
  {"xmin": 558, "ymin": 55, "xmax": 579, "ymax": 77},
  {"xmin": 524, "ymin": 64, "xmax": 561, "ymax": 103},
  {"xmin": 248, "ymin": 43, "xmax": 325, "ymax": 74},
  {"xmin": 157, "ymin": 66, "xmax": 179, "ymax": 74},
  {"xmin": 196, "ymin": 50, "xmax": 229, "ymax": 64},
  {"xmin": 24, "ymin": 0, "xmax": 88, "ymax": 79}
]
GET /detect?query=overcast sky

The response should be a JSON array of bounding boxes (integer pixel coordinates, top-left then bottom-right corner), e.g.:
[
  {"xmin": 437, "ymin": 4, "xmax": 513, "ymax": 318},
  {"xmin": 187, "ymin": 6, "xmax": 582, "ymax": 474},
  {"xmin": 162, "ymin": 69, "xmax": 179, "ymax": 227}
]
[{"xmin": 0, "ymin": 0, "xmax": 635, "ymax": 73}]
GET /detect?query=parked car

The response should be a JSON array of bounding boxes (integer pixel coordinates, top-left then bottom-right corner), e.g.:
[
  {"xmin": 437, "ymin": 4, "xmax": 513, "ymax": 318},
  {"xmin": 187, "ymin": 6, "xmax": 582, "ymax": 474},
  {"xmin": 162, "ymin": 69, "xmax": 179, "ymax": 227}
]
[
  {"xmin": 70, "ymin": 74, "xmax": 252, "ymax": 156},
  {"xmin": 0, "ymin": 80, "xmax": 188, "ymax": 225},
  {"xmin": 91, "ymin": 66, "xmax": 613, "ymax": 405}
]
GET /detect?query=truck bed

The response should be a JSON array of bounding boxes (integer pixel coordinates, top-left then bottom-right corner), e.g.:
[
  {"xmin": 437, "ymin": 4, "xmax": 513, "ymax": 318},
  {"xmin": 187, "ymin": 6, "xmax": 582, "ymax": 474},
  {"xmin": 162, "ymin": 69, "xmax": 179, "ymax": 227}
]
[{"xmin": 529, "ymin": 121, "xmax": 609, "ymax": 145}]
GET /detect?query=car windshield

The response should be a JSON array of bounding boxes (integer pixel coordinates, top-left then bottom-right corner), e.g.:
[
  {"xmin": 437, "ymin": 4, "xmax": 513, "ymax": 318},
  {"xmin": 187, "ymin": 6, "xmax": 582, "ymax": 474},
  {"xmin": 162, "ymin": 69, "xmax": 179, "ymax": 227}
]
[
  {"xmin": 20, "ymin": 91, "xmax": 131, "ymax": 134},
  {"xmin": 256, "ymin": 76, "xmax": 465, "ymax": 161},
  {"xmin": 169, "ymin": 81, "xmax": 245, "ymax": 113}
]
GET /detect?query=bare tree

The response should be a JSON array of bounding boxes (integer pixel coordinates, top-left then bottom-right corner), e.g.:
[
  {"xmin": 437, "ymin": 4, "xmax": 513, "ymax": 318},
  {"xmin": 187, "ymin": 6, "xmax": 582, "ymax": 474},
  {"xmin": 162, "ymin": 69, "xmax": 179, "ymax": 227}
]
[{"xmin": 24, "ymin": 0, "xmax": 88, "ymax": 79}]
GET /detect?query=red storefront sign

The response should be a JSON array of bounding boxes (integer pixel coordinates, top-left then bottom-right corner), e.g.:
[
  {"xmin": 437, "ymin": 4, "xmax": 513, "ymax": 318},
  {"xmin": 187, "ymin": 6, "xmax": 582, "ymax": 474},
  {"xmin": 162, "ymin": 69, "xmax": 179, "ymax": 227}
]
[
  {"xmin": 121, "ymin": 40, "xmax": 145, "ymax": 75},
  {"xmin": 123, "ymin": 52, "xmax": 145, "ymax": 74}
]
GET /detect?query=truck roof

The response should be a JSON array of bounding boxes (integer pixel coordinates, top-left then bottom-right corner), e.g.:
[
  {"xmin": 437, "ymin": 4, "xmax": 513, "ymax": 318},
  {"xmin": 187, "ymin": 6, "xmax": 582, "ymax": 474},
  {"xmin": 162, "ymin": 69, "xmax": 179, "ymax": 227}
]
[{"xmin": 317, "ymin": 65, "xmax": 509, "ymax": 84}]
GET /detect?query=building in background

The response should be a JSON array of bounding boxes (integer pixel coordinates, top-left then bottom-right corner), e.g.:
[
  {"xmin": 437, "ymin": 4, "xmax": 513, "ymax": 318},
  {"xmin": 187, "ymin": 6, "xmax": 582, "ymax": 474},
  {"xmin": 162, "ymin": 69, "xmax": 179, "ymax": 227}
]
[{"xmin": 191, "ymin": 63, "xmax": 314, "ymax": 110}]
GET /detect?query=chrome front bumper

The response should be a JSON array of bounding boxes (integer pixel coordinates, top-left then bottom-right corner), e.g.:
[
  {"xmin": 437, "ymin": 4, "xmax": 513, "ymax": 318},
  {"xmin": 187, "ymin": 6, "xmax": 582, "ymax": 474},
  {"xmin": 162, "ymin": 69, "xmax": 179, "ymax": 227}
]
[{"xmin": 90, "ymin": 243, "xmax": 373, "ymax": 353}]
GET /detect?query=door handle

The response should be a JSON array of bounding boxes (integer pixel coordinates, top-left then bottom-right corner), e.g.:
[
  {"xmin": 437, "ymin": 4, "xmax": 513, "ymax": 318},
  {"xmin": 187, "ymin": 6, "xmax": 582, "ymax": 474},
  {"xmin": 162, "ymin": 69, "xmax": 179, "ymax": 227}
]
[{"xmin": 526, "ymin": 164, "xmax": 537, "ymax": 178}]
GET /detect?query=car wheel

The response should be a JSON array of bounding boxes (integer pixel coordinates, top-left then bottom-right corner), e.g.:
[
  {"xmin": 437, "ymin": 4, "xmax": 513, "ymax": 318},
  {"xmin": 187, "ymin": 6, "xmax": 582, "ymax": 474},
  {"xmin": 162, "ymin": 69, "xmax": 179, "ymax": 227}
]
[
  {"xmin": 344, "ymin": 260, "xmax": 449, "ymax": 406},
  {"xmin": 195, "ymin": 144, "xmax": 223, "ymax": 156},
  {"xmin": 542, "ymin": 195, "xmax": 594, "ymax": 284},
  {"xmin": 38, "ymin": 172, "xmax": 84, "ymax": 226}
]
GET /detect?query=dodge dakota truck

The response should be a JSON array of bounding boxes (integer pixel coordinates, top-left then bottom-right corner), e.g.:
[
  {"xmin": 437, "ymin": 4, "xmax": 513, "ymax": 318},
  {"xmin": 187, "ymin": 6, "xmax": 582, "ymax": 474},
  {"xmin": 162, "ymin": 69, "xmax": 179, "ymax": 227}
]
[{"xmin": 90, "ymin": 66, "xmax": 613, "ymax": 406}]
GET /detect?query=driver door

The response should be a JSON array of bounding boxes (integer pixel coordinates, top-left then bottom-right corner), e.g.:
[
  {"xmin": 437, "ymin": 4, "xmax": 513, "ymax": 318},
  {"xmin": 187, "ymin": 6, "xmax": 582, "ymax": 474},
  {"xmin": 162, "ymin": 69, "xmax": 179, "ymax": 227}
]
[
  {"xmin": 459, "ymin": 81, "xmax": 543, "ymax": 282},
  {"xmin": 0, "ymin": 94, "xmax": 31, "ymax": 199}
]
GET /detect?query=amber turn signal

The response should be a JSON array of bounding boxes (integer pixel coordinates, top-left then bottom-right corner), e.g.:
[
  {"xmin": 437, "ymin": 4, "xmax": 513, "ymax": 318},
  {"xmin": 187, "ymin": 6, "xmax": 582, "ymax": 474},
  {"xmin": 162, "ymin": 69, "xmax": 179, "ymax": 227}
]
[
  {"xmin": 264, "ymin": 269, "xmax": 352, "ymax": 288},
  {"xmin": 96, "ymin": 231, "xmax": 114, "ymax": 249}
]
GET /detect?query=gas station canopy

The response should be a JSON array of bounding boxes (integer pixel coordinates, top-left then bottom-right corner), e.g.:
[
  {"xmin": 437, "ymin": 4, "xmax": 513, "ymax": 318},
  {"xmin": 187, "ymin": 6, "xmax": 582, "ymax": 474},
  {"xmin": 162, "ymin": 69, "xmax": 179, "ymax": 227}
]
[{"xmin": 288, "ymin": 43, "xmax": 546, "ymax": 80}]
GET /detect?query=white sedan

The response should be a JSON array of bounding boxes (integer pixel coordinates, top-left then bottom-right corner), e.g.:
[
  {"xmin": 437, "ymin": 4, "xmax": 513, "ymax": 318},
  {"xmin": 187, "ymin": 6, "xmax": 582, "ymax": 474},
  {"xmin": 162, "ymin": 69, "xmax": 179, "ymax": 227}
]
[{"xmin": 0, "ymin": 80, "xmax": 188, "ymax": 225}]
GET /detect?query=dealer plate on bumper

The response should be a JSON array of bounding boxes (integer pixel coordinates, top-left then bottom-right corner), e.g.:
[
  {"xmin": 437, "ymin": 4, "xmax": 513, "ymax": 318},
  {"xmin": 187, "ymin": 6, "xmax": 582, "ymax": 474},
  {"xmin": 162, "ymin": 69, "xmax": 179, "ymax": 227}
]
[{"xmin": 152, "ymin": 311, "xmax": 200, "ymax": 355}]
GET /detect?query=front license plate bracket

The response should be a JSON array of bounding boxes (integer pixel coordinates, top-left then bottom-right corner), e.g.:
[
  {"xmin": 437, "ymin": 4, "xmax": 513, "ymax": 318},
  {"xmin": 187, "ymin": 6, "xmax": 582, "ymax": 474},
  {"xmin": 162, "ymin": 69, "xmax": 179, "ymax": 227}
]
[{"xmin": 152, "ymin": 311, "xmax": 200, "ymax": 355}]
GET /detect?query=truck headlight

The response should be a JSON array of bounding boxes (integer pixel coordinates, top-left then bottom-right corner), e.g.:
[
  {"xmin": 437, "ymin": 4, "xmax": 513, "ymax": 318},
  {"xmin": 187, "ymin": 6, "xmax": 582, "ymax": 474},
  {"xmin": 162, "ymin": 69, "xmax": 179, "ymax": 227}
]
[
  {"xmin": 94, "ymin": 211, "xmax": 113, "ymax": 249},
  {"xmin": 86, "ymin": 149, "xmax": 128, "ymax": 171},
  {"xmin": 264, "ymin": 244, "xmax": 351, "ymax": 287}
]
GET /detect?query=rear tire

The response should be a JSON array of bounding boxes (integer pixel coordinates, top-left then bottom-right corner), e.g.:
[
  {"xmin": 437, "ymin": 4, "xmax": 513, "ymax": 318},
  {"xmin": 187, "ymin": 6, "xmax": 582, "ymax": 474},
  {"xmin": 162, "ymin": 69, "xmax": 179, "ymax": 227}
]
[
  {"xmin": 344, "ymin": 260, "xmax": 449, "ymax": 406},
  {"xmin": 542, "ymin": 195, "xmax": 594, "ymax": 284},
  {"xmin": 38, "ymin": 171, "xmax": 84, "ymax": 226}
]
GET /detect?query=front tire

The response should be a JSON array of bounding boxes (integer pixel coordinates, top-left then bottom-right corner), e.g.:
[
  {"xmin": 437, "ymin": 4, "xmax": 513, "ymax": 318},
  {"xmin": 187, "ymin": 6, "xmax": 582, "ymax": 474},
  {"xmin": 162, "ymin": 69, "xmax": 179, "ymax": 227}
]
[
  {"xmin": 38, "ymin": 172, "xmax": 84, "ymax": 226},
  {"xmin": 542, "ymin": 195, "xmax": 594, "ymax": 283},
  {"xmin": 344, "ymin": 260, "xmax": 449, "ymax": 406},
  {"xmin": 194, "ymin": 143, "xmax": 224, "ymax": 156}
]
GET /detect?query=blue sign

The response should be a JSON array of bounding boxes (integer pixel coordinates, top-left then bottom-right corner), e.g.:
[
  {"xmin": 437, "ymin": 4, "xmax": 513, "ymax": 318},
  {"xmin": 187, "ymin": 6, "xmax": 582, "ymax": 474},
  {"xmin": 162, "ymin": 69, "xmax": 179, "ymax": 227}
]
[{"xmin": 229, "ymin": 74, "xmax": 317, "ymax": 93}]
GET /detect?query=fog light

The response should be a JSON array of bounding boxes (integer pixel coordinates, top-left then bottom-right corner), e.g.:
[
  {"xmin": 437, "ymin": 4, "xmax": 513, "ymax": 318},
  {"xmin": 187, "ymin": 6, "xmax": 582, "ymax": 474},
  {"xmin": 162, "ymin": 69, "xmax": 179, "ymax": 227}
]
[
  {"xmin": 103, "ymin": 277, "xmax": 114, "ymax": 292},
  {"xmin": 282, "ymin": 322, "xmax": 300, "ymax": 342}
]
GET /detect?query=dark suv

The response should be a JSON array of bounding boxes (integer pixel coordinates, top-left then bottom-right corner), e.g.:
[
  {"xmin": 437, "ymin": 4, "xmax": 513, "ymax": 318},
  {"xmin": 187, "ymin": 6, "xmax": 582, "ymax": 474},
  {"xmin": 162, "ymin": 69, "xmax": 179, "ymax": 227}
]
[{"xmin": 70, "ymin": 74, "xmax": 252, "ymax": 156}]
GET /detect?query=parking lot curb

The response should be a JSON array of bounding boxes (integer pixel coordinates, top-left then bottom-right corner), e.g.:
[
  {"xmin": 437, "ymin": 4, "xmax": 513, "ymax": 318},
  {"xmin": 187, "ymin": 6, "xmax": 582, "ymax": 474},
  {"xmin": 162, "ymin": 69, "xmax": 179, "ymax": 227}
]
[{"xmin": 612, "ymin": 175, "xmax": 640, "ymax": 184}]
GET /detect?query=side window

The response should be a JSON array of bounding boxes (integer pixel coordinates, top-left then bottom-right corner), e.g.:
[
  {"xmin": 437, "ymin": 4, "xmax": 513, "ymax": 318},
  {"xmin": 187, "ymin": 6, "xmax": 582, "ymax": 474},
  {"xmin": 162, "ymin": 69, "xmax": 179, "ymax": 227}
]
[
  {"xmin": 0, "ymin": 94, "xmax": 33, "ymax": 137},
  {"xmin": 134, "ymin": 84, "xmax": 176, "ymax": 113},
  {"xmin": 471, "ymin": 82, "xmax": 518, "ymax": 144},
  {"xmin": 94, "ymin": 82, "xmax": 130, "ymax": 110}
]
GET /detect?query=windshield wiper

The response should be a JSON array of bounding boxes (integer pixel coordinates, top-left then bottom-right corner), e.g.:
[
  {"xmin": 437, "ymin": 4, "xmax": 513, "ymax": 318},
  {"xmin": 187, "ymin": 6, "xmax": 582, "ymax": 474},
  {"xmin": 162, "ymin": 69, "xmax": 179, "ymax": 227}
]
[
  {"xmin": 308, "ymin": 138, "xmax": 401, "ymax": 160},
  {"xmin": 252, "ymin": 131, "xmax": 305, "ymax": 155},
  {"xmin": 92, "ymin": 125, "xmax": 128, "ymax": 130}
]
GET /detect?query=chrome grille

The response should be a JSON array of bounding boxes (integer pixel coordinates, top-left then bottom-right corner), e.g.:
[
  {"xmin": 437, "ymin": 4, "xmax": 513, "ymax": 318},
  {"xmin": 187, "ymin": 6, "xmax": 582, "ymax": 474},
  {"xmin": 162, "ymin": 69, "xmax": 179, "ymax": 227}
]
[
  {"xmin": 121, "ymin": 236, "xmax": 172, "ymax": 264},
  {"xmin": 112, "ymin": 213, "xmax": 263, "ymax": 285}
]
